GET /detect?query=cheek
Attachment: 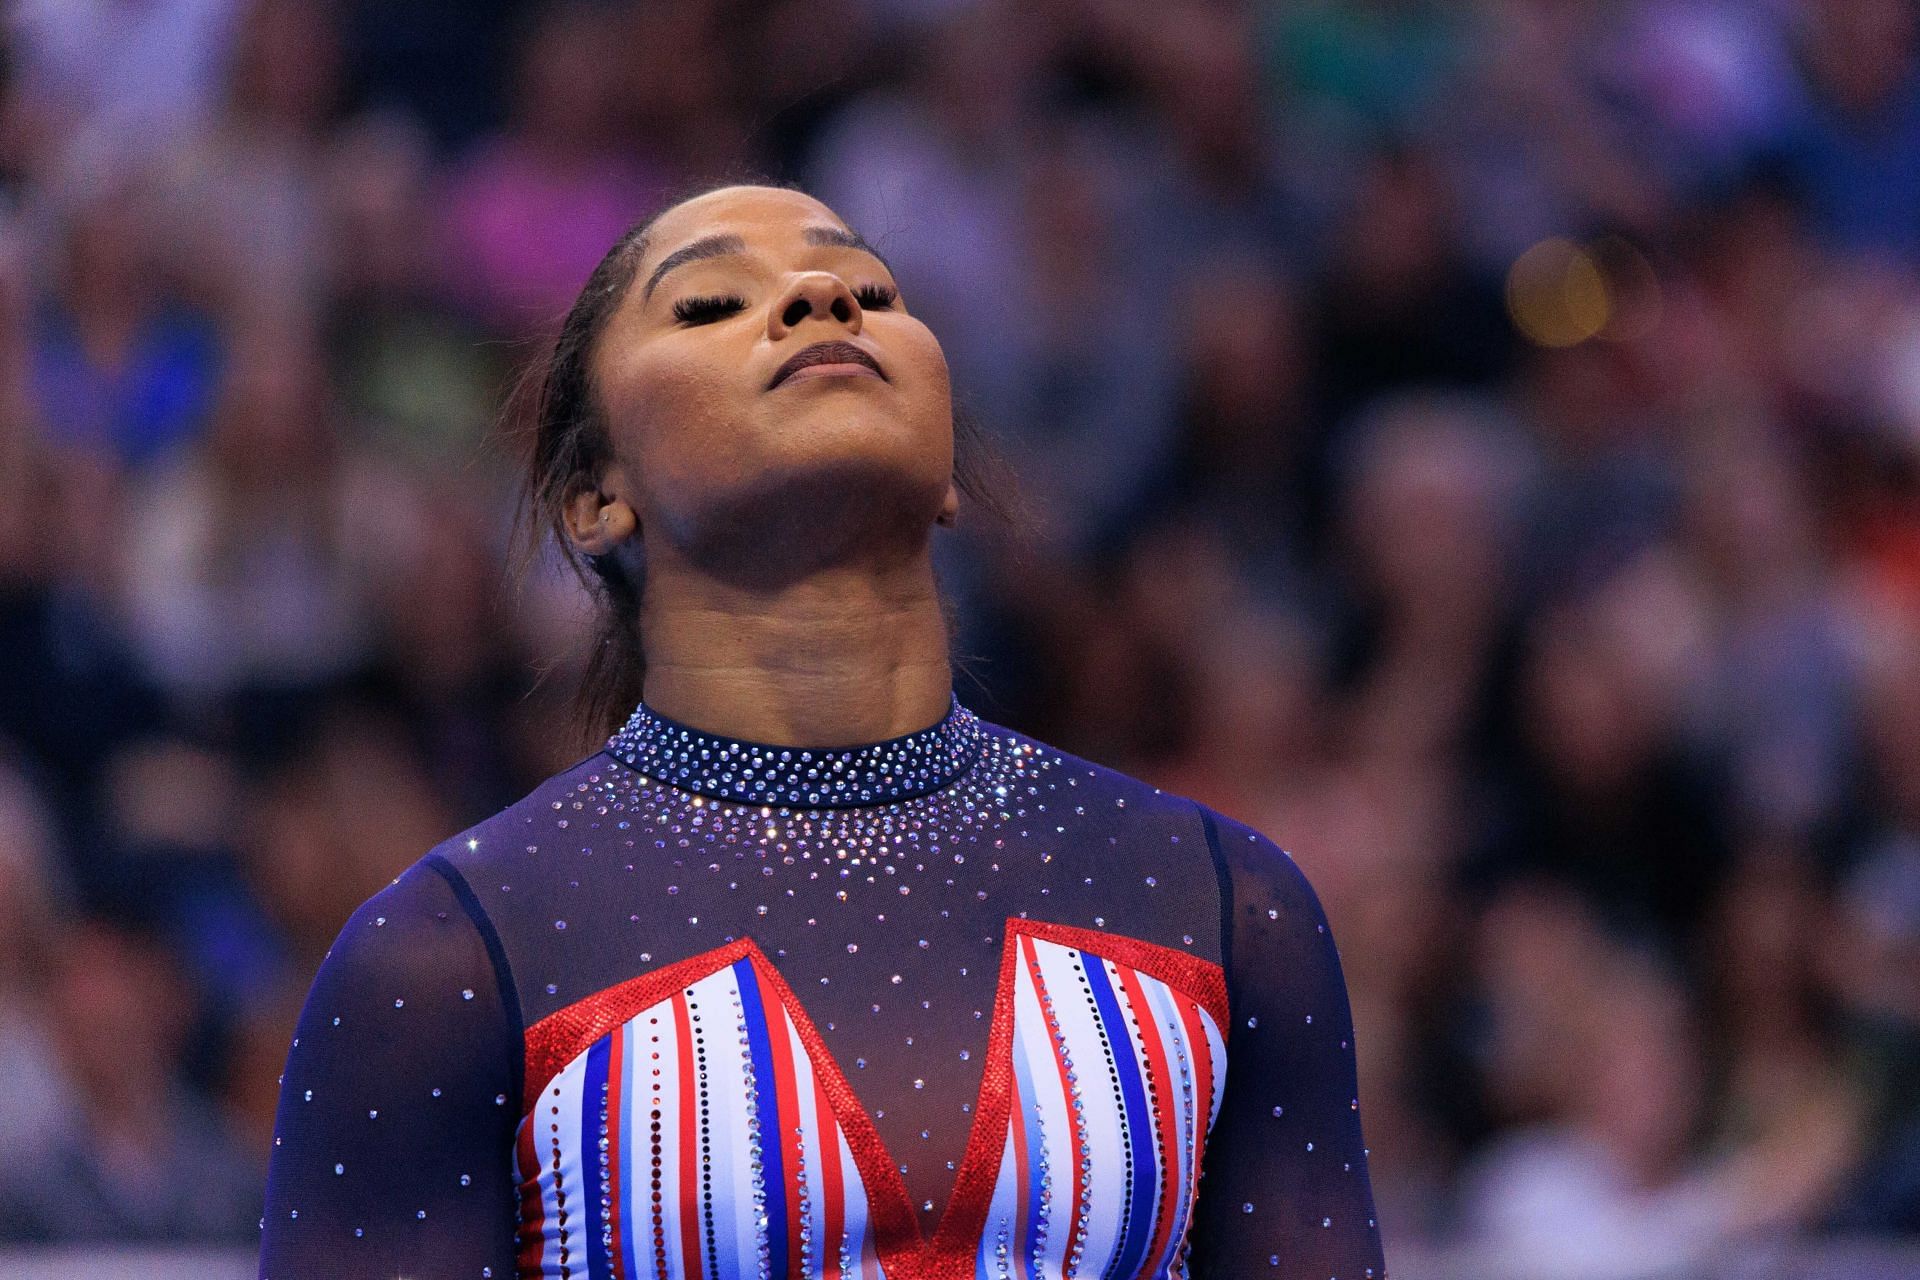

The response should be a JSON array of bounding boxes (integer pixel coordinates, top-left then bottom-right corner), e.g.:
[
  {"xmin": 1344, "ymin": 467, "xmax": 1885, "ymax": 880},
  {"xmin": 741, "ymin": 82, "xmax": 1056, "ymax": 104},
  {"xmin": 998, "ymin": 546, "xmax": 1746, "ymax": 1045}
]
[
  {"xmin": 892, "ymin": 325, "xmax": 954, "ymax": 431},
  {"xmin": 605, "ymin": 349, "xmax": 745, "ymax": 483}
]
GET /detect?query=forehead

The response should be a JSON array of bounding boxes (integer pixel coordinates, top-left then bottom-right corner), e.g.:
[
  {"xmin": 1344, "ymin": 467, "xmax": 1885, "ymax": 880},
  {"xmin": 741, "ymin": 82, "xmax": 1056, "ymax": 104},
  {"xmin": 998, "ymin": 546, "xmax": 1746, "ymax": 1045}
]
[{"xmin": 643, "ymin": 187, "xmax": 846, "ymax": 265}]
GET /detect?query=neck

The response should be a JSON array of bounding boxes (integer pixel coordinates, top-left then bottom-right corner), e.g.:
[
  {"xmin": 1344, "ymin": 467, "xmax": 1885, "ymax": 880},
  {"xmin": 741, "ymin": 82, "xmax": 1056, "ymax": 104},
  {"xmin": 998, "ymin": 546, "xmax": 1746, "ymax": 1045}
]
[{"xmin": 636, "ymin": 549, "xmax": 953, "ymax": 748}]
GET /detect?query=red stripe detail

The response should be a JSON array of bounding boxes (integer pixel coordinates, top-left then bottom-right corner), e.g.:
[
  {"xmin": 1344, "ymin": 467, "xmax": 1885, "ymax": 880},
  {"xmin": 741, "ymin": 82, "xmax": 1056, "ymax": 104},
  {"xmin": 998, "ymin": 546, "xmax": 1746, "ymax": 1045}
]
[
  {"xmin": 1117, "ymin": 965, "xmax": 1181, "ymax": 1274},
  {"xmin": 1009, "ymin": 918, "xmax": 1228, "ymax": 1029},
  {"xmin": 757, "ymin": 963, "xmax": 806, "ymax": 1277},
  {"xmin": 511, "ymin": 920, "xmax": 1227, "ymax": 1280},
  {"xmin": 1007, "ymin": 1041, "xmax": 1032, "ymax": 1276},
  {"xmin": 813, "ymin": 1069, "xmax": 845, "ymax": 1279},
  {"xmin": 514, "ymin": 1116, "xmax": 546, "ymax": 1275},
  {"xmin": 736, "ymin": 945, "xmax": 922, "ymax": 1274},
  {"xmin": 606, "ymin": 1025, "xmax": 628, "ymax": 1279},
  {"xmin": 673, "ymin": 991, "xmax": 704, "ymax": 1280},
  {"xmin": 922, "ymin": 924, "xmax": 1027, "ymax": 1279},
  {"xmin": 522, "ymin": 939, "xmax": 756, "ymax": 1113},
  {"xmin": 1021, "ymin": 933, "xmax": 1083, "ymax": 1276},
  {"xmin": 1181, "ymin": 994, "xmax": 1218, "ymax": 1139},
  {"xmin": 1168, "ymin": 992, "xmax": 1218, "ymax": 1264}
]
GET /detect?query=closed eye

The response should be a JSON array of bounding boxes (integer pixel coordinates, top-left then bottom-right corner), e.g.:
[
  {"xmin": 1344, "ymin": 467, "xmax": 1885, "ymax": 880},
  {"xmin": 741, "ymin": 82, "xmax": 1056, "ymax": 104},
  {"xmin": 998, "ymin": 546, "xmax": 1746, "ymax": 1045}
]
[
  {"xmin": 673, "ymin": 282, "xmax": 897, "ymax": 326},
  {"xmin": 672, "ymin": 292, "xmax": 747, "ymax": 325}
]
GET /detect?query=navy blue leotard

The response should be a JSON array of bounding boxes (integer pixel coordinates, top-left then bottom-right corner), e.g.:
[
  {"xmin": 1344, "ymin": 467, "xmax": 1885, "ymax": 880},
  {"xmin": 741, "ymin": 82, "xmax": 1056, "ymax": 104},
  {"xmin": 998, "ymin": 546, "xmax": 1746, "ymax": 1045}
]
[{"xmin": 259, "ymin": 687, "xmax": 1386, "ymax": 1278}]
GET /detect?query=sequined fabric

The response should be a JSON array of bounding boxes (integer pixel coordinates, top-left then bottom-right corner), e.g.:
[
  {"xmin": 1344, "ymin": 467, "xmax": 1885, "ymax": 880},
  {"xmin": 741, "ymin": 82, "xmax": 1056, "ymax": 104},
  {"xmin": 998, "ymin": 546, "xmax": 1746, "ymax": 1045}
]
[
  {"xmin": 512, "ymin": 922, "xmax": 1228, "ymax": 1278},
  {"xmin": 260, "ymin": 687, "xmax": 1387, "ymax": 1279},
  {"xmin": 603, "ymin": 691, "xmax": 985, "ymax": 807}
]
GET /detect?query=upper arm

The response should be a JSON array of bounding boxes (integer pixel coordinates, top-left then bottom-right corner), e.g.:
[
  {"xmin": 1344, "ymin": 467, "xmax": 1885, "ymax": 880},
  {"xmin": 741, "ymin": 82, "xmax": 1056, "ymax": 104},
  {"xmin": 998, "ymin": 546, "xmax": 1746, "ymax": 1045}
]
[
  {"xmin": 259, "ymin": 857, "xmax": 522, "ymax": 1279},
  {"xmin": 1185, "ymin": 806, "xmax": 1389, "ymax": 1278}
]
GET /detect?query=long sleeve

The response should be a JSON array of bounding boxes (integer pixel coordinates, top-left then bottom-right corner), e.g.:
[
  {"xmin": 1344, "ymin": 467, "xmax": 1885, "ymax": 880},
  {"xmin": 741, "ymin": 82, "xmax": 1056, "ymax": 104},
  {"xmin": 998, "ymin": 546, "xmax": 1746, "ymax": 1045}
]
[
  {"xmin": 1186, "ymin": 806, "xmax": 1388, "ymax": 1279},
  {"xmin": 259, "ymin": 854, "xmax": 523, "ymax": 1279}
]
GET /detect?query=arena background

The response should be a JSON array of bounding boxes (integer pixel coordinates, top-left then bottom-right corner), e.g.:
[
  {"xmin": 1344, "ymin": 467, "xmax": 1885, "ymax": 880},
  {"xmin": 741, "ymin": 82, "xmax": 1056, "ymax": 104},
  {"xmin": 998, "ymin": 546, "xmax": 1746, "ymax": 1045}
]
[{"xmin": 3, "ymin": 1, "xmax": 1920, "ymax": 1276}]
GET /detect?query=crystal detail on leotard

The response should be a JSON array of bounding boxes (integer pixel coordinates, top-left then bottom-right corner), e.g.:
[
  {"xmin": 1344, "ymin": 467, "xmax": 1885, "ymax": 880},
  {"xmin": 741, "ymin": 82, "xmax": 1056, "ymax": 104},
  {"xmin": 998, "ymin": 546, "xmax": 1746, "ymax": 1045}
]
[{"xmin": 603, "ymin": 690, "xmax": 986, "ymax": 807}]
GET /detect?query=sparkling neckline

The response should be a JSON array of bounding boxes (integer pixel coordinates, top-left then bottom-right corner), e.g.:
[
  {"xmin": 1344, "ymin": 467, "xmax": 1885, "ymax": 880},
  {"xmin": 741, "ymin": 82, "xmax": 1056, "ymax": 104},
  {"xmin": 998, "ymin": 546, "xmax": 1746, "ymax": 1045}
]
[{"xmin": 602, "ymin": 689, "xmax": 987, "ymax": 808}]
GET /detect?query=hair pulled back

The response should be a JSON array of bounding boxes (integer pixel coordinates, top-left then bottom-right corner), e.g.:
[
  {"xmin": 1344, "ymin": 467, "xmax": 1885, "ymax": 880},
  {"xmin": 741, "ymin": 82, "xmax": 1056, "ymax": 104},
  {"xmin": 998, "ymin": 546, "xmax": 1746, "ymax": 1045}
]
[{"xmin": 502, "ymin": 175, "xmax": 1022, "ymax": 751}]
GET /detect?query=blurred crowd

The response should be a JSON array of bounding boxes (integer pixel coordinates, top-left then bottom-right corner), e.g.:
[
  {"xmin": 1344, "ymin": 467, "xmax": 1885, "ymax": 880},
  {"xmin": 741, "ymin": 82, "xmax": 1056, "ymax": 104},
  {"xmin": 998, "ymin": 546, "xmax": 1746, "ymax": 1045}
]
[{"xmin": 3, "ymin": 0, "xmax": 1920, "ymax": 1273}]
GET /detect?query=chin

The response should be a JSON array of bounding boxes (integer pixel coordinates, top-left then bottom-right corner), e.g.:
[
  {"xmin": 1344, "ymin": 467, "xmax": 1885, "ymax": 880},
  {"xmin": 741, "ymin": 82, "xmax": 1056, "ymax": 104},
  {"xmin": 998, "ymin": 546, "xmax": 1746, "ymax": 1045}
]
[
  {"xmin": 677, "ymin": 439, "xmax": 950, "ymax": 580},
  {"xmin": 767, "ymin": 401, "xmax": 945, "ymax": 466}
]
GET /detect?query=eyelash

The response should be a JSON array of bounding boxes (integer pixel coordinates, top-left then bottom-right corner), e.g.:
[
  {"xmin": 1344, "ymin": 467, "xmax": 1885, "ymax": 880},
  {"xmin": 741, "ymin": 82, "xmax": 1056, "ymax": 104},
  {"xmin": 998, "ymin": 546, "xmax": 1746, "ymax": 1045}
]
[{"xmin": 672, "ymin": 281, "xmax": 898, "ymax": 325}]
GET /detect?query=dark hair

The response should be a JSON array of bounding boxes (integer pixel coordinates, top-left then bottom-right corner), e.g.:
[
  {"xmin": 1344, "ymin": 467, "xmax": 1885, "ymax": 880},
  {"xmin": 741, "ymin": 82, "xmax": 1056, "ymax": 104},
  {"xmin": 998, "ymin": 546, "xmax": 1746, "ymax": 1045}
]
[{"xmin": 502, "ymin": 176, "xmax": 1026, "ymax": 751}]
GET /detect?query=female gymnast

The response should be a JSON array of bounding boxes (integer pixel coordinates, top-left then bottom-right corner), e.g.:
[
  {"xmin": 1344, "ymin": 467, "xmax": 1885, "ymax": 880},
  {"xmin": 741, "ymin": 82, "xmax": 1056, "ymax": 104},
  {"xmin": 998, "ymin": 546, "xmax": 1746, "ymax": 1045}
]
[{"xmin": 259, "ymin": 181, "xmax": 1386, "ymax": 1279}]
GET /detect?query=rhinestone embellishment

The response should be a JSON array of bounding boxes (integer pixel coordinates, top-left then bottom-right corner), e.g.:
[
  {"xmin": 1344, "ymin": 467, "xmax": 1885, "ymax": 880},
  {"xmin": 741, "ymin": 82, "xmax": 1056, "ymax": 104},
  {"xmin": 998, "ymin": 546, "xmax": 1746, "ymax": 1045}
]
[{"xmin": 604, "ymin": 690, "xmax": 987, "ymax": 807}]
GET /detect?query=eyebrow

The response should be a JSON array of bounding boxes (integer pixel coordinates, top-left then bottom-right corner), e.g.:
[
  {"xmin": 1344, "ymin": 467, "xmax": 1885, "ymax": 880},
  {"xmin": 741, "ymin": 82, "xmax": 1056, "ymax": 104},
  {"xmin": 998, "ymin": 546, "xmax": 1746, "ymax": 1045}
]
[{"xmin": 641, "ymin": 225, "xmax": 894, "ymax": 303}]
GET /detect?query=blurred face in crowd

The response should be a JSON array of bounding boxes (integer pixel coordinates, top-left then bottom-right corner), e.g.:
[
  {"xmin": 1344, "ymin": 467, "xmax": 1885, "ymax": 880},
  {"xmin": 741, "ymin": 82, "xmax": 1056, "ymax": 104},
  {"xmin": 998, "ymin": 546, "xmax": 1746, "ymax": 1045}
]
[{"xmin": 577, "ymin": 186, "xmax": 957, "ymax": 574}]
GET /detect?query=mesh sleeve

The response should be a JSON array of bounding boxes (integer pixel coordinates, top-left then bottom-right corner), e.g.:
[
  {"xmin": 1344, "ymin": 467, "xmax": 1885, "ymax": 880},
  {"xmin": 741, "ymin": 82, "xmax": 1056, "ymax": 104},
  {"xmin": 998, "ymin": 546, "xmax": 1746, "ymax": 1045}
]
[
  {"xmin": 258, "ymin": 855, "xmax": 522, "ymax": 1279},
  {"xmin": 1185, "ymin": 806, "xmax": 1389, "ymax": 1279}
]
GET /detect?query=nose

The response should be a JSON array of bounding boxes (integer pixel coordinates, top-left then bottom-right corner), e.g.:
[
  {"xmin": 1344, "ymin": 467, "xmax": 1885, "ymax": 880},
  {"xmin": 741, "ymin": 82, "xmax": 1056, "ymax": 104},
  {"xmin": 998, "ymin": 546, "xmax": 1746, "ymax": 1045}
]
[{"xmin": 767, "ymin": 271, "xmax": 864, "ymax": 340}]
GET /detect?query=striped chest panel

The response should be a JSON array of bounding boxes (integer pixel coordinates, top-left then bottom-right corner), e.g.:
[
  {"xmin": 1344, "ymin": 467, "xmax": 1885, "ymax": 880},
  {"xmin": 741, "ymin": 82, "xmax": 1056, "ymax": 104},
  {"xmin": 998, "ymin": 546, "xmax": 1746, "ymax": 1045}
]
[{"xmin": 511, "ymin": 919, "xmax": 1229, "ymax": 1280}]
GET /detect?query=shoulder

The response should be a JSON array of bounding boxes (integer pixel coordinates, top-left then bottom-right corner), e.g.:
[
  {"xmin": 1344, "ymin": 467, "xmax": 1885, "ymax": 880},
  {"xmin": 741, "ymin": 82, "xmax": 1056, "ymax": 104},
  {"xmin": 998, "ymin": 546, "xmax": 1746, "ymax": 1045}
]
[
  {"xmin": 1176, "ymin": 800, "xmax": 1340, "ymax": 948},
  {"xmin": 415, "ymin": 747, "xmax": 614, "ymax": 889},
  {"xmin": 973, "ymin": 716, "xmax": 1332, "ymax": 896},
  {"xmin": 1196, "ymin": 805, "xmax": 1309, "ymax": 881},
  {"xmin": 315, "ymin": 750, "xmax": 613, "ymax": 982},
  {"xmin": 977, "ymin": 716, "xmax": 1214, "ymax": 839},
  {"xmin": 296, "ymin": 853, "xmax": 509, "ymax": 1039},
  {"xmin": 978, "ymin": 715, "xmax": 1321, "ymax": 876}
]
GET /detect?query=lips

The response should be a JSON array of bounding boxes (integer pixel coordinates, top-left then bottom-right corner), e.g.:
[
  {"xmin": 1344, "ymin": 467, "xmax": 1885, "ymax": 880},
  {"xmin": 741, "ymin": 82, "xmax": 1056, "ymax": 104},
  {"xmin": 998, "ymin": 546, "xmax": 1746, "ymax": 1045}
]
[{"xmin": 767, "ymin": 340, "xmax": 886, "ymax": 389}]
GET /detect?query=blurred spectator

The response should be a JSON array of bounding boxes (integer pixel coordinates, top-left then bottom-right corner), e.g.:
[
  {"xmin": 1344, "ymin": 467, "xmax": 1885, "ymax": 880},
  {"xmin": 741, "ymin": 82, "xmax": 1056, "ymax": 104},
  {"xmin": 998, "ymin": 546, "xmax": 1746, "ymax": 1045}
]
[
  {"xmin": 1256, "ymin": 0, "xmax": 1470, "ymax": 149},
  {"xmin": 1775, "ymin": 0, "xmax": 1920, "ymax": 258},
  {"xmin": 150, "ymin": 0, "xmax": 346, "ymax": 319},
  {"xmin": 0, "ymin": 419, "xmax": 170, "ymax": 881},
  {"xmin": 1821, "ymin": 604, "xmax": 1920, "ymax": 1232},
  {"xmin": 1456, "ymin": 888, "xmax": 1745, "ymax": 1277},
  {"xmin": 438, "ymin": 0, "xmax": 674, "ymax": 335},
  {"xmin": 1824, "ymin": 837, "xmax": 1920, "ymax": 1233},
  {"xmin": 1671, "ymin": 414, "xmax": 1864, "ymax": 842},
  {"xmin": 0, "ymin": 921, "xmax": 258, "ymax": 1244},
  {"xmin": 337, "ymin": 0, "xmax": 527, "ymax": 152},
  {"xmin": 1322, "ymin": 389, "xmax": 1535, "ymax": 767},
  {"xmin": 1308, "ymin": 145, "xmax": 1520, "ymax": 428},
  {"xmin": 351, "ymin": 469, "xmax": 541, "ymax": 822},
  {"xmin": 994, "ymin": 116, "xmax": 1187, "ymax": 556},
  {"xmin": 1508, "ymin": 340, "xmax": 1683, "ymax": 608},
  {"xmin": 1469, "ymin": 565, "xmax": 1733, "ymax": 954},
  {"xmin": 1133, "ymin": 249, "xmax": 1327, "ymax": 593},
  {"xmin": 119, "ymin": 322, "xmax": 383, "ymax": 752},
  {"xmin": 0, "ymin": 758, "xmax": 78, "ymax": 1168},
  {"xmin": 29, "ymin": 176, "xmax": 223, "ymax": 470},
  {"xmin": 237, "ymin": 702, "xmax": 453, "ymax": 979},
  {"xmin": 4, "ymin": 0, "xmax": 243, "ymax": 197},
  {"xmin": 323, "ymin": 110, "xmax": 499, "ymax": 465}
]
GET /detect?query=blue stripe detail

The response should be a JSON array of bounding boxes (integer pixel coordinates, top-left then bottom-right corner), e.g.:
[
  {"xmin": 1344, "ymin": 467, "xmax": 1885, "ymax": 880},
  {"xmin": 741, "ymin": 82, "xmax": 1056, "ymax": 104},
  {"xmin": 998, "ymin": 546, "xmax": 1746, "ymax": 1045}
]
[
  {"xmin": 582, "ymin": 1036, "xmax": 612, "ymax": 1280},
  {"xmin": 733, "ymin": 957, "xmax": 789, "ymax": 1279},
  {"xmin": 618, "ymin": 1022, "xmax": 640, "ymax": 1280},
  {"xmin": 1082, "ymin": 953, "xmax": 1155, "ymax": 1280}
]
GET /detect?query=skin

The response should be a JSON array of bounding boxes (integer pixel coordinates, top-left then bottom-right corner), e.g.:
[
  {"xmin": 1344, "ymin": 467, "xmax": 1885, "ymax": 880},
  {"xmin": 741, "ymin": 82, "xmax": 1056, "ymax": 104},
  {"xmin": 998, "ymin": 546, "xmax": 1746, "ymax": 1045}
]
[{"xmin": 562, "ymin": 185, "xmax": 962, "ymax": 747}]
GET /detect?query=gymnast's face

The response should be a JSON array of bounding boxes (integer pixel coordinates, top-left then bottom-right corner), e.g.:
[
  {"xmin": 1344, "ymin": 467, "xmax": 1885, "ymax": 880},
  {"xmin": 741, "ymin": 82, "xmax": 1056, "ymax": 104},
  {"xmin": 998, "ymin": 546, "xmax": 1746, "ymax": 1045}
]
[{"xmin": 579, "ymin": 186, "xmax": 957, "ymax": 569}]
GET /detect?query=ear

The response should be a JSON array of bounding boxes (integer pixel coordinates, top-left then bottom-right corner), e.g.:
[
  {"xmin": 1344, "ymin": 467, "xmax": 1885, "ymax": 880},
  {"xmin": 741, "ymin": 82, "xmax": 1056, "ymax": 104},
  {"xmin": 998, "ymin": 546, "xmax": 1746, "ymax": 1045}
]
[
  {"xmin": 563, "ymin": 466, "xmax": 639, "ymax": 555},
  {"xmin": 935, "ymin": 479, "xmax": 959, "ymax": 527}
]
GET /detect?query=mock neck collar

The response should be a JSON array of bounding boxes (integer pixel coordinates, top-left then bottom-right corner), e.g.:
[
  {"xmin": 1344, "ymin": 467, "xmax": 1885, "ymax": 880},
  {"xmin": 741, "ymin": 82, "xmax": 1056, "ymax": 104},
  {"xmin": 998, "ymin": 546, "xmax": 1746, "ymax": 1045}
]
[{"xmin": 603, "ymin": 689, "xmax": 986, "ymax": 807}]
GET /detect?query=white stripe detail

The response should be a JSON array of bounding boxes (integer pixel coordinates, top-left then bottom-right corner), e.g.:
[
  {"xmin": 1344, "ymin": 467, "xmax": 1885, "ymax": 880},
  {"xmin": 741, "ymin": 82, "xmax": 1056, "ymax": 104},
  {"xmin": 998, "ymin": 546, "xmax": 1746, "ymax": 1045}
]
[{"xmin": 1029, "ymin": 939, "xmax": 1126, "ymax": 1275}]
